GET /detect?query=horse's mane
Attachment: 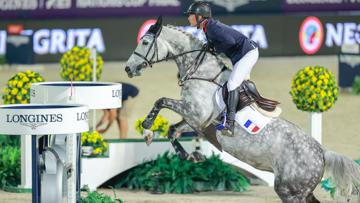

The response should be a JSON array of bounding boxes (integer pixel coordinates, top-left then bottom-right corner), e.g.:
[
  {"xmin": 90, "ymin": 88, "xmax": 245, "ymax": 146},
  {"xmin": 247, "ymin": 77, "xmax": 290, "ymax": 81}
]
[
  {"xmin": 164, "ymin": 24, "xmax": 229, "ymax": 67},
  {"xmin": 164, "ymin": 24, "xmax": 204, "ymax": 48}
]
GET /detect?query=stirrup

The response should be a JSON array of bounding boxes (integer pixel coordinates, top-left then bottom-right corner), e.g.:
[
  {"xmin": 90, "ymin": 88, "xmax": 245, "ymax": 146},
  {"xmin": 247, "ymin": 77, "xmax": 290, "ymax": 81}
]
[{"xmin": 215, "ymin": 112, "xmax": 227, "ymax": 130}]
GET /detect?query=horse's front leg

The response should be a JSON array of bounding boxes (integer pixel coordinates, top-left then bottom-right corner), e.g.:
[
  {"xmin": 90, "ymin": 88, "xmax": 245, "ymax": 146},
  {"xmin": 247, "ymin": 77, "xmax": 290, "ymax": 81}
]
[{"xmin": 142, "ymin": 97, "xmax": 190, "ymax": 144}]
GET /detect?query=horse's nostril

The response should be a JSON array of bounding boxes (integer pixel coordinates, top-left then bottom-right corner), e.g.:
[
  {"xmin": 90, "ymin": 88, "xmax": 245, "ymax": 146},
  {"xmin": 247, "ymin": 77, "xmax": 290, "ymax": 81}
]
[{"xmin": 125, "ymin": 66, "xmax": 130, "ymax": 73}]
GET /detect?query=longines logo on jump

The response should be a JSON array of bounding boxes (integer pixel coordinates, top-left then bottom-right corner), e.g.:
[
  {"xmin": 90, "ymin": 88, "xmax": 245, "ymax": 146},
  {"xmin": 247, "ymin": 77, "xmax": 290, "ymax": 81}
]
[{"xmin": 6, "ymin": 113, "xmax": 63, "ymax": 130}]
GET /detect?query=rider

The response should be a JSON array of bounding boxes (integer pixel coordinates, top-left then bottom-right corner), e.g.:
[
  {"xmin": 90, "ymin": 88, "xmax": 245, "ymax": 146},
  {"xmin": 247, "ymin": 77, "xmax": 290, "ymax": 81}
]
[{"xmin": 185, "ymin": 1, "xmax": 259, "ymax": 136}]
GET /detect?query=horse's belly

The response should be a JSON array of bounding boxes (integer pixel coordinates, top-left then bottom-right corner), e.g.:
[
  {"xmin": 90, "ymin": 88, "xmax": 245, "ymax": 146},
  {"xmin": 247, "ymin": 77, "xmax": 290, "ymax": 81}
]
[{"xmin": 216, "ymin": 134, "xmax": 274, "ymax": 172}]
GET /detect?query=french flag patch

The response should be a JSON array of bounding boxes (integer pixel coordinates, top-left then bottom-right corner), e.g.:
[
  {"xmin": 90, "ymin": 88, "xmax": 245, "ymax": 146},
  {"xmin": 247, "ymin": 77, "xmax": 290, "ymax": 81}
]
[{"xmin": 244, "ymin": 119, "xmax": 260, "ymax": 133}]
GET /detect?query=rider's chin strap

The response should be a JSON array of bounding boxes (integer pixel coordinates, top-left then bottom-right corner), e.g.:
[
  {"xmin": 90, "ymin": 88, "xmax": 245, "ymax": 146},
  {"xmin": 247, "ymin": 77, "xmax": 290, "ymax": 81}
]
[{"xmin": 196, "ymin": 15, "xmax": 206, "ymax": 29}]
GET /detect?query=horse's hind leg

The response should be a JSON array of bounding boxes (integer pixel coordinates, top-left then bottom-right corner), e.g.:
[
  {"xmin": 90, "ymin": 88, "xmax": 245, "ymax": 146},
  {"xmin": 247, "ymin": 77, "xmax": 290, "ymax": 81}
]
[
  {"xmin": 274, "ymin": 182, "xmax": 307, "ymax": 203},
  {"xmin": 274, "ymin": 175, "xmax": 322, "ymax": 203},
  {"xmin": 169, "ymin": 120, "xmax": 206, "ymax": 162},
  {"xmin": 168, "ymin": 120, "xmax": 192, "ymax": 160}
]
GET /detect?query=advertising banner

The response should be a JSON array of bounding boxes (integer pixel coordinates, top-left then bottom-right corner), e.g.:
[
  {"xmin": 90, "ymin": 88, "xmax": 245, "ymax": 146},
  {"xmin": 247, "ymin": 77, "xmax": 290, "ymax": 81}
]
[
  {"xmin": 0, "ymin": 0, "xmax": 182, "ymax": 19},
  {"xmin": 0, "ymin": 15, "xmax": 359, "ymax": 62},
  {"xmin": 282, "ymin": 0, "xmax": 360, "ymax": 12},
  {"xmin": 182, "ymin": 0, "xmax": 282, "ymax": 14}
]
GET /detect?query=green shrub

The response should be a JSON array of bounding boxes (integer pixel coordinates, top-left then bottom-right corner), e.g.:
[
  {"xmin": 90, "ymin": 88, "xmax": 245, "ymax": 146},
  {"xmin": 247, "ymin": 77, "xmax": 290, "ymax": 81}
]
[
  {"xmin": 0, "ymin": 135, "xmax": 20, "ymax": 188},
  {"xmin": 0, "ymin": 146, "xmax": 20, "ymax": 188},
  {"xmin": 81, "ymin": 189, "xmax": 123, "ymax": 203},
  {"xmin": 0, "ymin": 135, "xmax": 20, "ymax": 148},
  {"xmin": 113, "ymin": 152, "xmax": 249, "ymax": 194},
  {"xmin": 352, "ymin": 76, "xmax": 360, "ymax": 95}
]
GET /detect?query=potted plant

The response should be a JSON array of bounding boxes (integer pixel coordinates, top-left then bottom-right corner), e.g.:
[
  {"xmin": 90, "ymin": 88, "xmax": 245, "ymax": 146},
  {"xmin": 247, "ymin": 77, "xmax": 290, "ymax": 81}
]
[
  {"xmin": 2, "ymin": 70, "xmax": 45, "ymax": 104},
  {"xmin": 60, "ymin": 46, "xmax": 103, "ymax": 81},
  {"xmin": 81, "ymin": 131, "xmax": 109, "ymax": 157},
  {"xmin": 290, "ymin": 66, "xmax": 339, "ymax": 144}
]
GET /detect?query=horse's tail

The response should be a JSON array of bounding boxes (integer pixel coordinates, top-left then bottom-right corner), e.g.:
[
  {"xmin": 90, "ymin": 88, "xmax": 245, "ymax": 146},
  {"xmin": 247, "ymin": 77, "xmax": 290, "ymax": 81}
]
[{"xmin": 324, "ymin": 150, "xmax": 360, "ymax": 197}]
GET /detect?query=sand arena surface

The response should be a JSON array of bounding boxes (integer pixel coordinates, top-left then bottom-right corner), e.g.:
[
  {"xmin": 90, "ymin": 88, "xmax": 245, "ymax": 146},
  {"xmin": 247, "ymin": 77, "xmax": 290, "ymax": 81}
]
[{"xmin": 0, "ymin": 56, "xmax": 358, "ymax": 202}]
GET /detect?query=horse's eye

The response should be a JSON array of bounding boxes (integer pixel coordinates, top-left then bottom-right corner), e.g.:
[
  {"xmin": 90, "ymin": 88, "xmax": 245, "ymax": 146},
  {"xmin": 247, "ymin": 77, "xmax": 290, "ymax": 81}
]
[{"xmin": 142, "ymin": 40, "xmax": 149, "ymax": 45}]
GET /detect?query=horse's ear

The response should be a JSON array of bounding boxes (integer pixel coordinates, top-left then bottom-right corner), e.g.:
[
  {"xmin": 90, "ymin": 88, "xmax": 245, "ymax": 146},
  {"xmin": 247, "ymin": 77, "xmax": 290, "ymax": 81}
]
[
  {"xmin": 147, "ymin": 16, "xmax": 163, "ymax": 35},
  {"xmin": 156, "ymin": 16, "xmax": 162, "ymax": 26}
]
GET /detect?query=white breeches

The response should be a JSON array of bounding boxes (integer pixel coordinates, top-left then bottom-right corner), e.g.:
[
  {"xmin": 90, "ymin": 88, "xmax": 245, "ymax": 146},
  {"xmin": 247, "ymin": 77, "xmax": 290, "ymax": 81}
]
[{"xmin": 227, "ymin": 48, "xmax": 259, "ymax": 91}]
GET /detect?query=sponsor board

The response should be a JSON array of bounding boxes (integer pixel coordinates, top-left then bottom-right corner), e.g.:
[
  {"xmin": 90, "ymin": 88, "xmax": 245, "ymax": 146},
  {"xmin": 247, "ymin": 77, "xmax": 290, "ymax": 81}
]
[
  {"xmin": 283, "ymin": 0, "xmax": 360, "ymax": 12},
  {"xmin": 298, "ymin": 16, "xmax": 360, "ymax": 55},
  {"xmin": 0, "ymin": 0, "xmax": 181, "ymax": 18},
  {"xmin": 0, "ymin": 28, "xmax": 105, "ymax": 55},
  {"xmin": 1, "ymin": 15, "xmax": 360, "ymax": 62}
]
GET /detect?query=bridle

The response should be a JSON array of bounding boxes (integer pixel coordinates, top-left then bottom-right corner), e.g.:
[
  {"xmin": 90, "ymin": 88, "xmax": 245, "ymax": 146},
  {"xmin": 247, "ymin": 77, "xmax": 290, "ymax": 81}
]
[{"xmin": 133, "ymin": 28, "xmax": 228, "ymax": 87}]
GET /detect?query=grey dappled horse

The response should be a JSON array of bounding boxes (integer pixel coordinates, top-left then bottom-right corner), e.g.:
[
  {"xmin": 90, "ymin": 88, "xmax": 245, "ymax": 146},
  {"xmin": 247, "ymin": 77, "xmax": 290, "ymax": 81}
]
[{"xmin": 125, "ymin": 17, "xmax": 360, "ymax": 203}]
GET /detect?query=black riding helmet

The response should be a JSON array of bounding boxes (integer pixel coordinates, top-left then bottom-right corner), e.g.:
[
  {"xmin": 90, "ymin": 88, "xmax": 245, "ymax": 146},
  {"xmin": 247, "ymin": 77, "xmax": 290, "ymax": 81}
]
[
  {"xmin": 185, "ymin": 1, "xmax": 212, "ymax": 28},
  {"xmin": 185, "ymin": 1, "xmax": 212, "ymax": 18}
]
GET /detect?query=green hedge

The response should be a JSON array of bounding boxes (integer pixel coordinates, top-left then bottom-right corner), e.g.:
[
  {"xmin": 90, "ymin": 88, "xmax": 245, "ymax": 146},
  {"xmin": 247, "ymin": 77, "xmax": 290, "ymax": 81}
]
[
  {"xmin": 112, "ymin": 152, "xmax": 249, "ymax": 194},
  {"xmin": 0, "ymin": 135, "xmax": 21, "ymax": 188}
]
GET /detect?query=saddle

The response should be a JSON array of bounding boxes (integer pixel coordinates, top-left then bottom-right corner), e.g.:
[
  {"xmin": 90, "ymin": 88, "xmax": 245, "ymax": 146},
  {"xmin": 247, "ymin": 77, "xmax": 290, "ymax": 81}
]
[{"xmin": 222, "ymin": 80, "xmax": 280, "ymax": 112}]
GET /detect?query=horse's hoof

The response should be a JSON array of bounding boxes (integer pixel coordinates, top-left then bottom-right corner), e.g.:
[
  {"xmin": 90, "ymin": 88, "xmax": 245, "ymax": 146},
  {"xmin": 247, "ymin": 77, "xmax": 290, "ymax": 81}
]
[
  {"xmin": 221, "ymin": 129, "xmax": 234, "ymax": 137},
  {"xmin": 187, "ymin": 151, "xmax": 206, "ymax": 163},
  {"xmin": 142, "ymin": 119, "xmax": 153, "ymax": 129},
  {"xmin": 143, "ymin": 129, "xmax": 154, "ymax": 145}
]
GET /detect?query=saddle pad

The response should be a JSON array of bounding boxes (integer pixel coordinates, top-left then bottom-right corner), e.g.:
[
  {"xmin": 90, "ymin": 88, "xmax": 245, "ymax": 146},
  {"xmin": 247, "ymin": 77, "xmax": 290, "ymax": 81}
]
[{"xmin": 235, "ymin": 105, "xmax": 271, "ymax": 135}]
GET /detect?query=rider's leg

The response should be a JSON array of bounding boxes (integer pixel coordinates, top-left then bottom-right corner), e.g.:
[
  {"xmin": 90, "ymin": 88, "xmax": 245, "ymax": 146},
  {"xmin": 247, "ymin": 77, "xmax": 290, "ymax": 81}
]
[
  {"xmin": 224, "ymin": 48, "xmax": 259, "ymax": 135},
  {"xmin": 224, "ymin": 90, "xmax": 239, "ymax": 135}
]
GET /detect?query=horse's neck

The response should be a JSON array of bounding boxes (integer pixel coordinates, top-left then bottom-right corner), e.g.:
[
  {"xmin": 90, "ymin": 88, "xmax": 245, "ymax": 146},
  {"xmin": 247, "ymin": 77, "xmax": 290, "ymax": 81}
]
[{"xmin": 160, "ymin": 27, "xmax": 223, "ymax": 78}]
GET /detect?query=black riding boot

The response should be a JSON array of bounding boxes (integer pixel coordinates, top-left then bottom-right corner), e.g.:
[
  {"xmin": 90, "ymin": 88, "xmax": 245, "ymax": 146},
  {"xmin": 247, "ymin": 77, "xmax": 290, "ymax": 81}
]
[{"xmin": 223, "ymin": 90, "xmax": 239, "ymax": 136}]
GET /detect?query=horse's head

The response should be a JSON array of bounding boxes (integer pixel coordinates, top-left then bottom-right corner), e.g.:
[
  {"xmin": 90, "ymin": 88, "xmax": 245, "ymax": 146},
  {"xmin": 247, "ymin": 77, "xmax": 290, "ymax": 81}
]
[{"xmin": 125, "ymin": 16, "xmax": 168, "ymax": 78}]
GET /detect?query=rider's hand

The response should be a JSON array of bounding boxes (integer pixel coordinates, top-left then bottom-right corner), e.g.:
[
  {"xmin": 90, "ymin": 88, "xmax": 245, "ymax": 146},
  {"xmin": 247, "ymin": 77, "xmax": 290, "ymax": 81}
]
[{"xmin": 202, "ymin": 43, "xmax": 215, "ymax": 53}]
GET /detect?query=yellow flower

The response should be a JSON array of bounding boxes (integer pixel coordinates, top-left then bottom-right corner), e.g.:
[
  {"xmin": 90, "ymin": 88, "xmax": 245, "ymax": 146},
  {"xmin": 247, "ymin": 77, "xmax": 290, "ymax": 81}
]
[
  {"xmin": 311, "ymin": 76, "xmax": 317, "ymax": 83},
  {"xmin": 320, "ymin": 90, "xmax": 326, "ymax": 98},
  {"xmin": 17, "ymin": 81, "xmax": 23, "ymax": 88},
  {"xmin": 21, "ymin": 88, "xmax": 28, "ymax": 95},
  {"xmin": 11, "ymin": 88, "xmax": 18, "ymax": 95},
  {"xmin": 323, "ymin": 78, "xmax": 328, "ymax": 85}
]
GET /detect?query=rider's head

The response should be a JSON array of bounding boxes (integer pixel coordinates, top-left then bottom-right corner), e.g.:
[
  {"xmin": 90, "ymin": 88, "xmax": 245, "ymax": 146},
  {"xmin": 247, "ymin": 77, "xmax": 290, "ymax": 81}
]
[{"xmin": 185, "ymin": 1, "xmax": 212, "ymax": 28}]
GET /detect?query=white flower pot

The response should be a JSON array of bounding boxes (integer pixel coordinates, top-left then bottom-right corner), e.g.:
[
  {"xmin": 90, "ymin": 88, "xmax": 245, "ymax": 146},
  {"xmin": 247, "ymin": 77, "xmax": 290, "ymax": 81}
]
[
  {"xmin": 82, "ymin": 146, "xmax": 93, "ymax": 156},
  {"xmin": 309, "ymin": 112, "xmax": 322, "ymax": 144}
]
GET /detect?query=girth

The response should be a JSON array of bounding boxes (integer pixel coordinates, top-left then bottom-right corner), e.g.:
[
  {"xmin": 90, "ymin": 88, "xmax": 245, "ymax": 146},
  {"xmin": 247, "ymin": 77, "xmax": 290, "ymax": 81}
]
[{"xmin": 222, "ymin": 80, "xmax": 279, "ymax": 112}]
